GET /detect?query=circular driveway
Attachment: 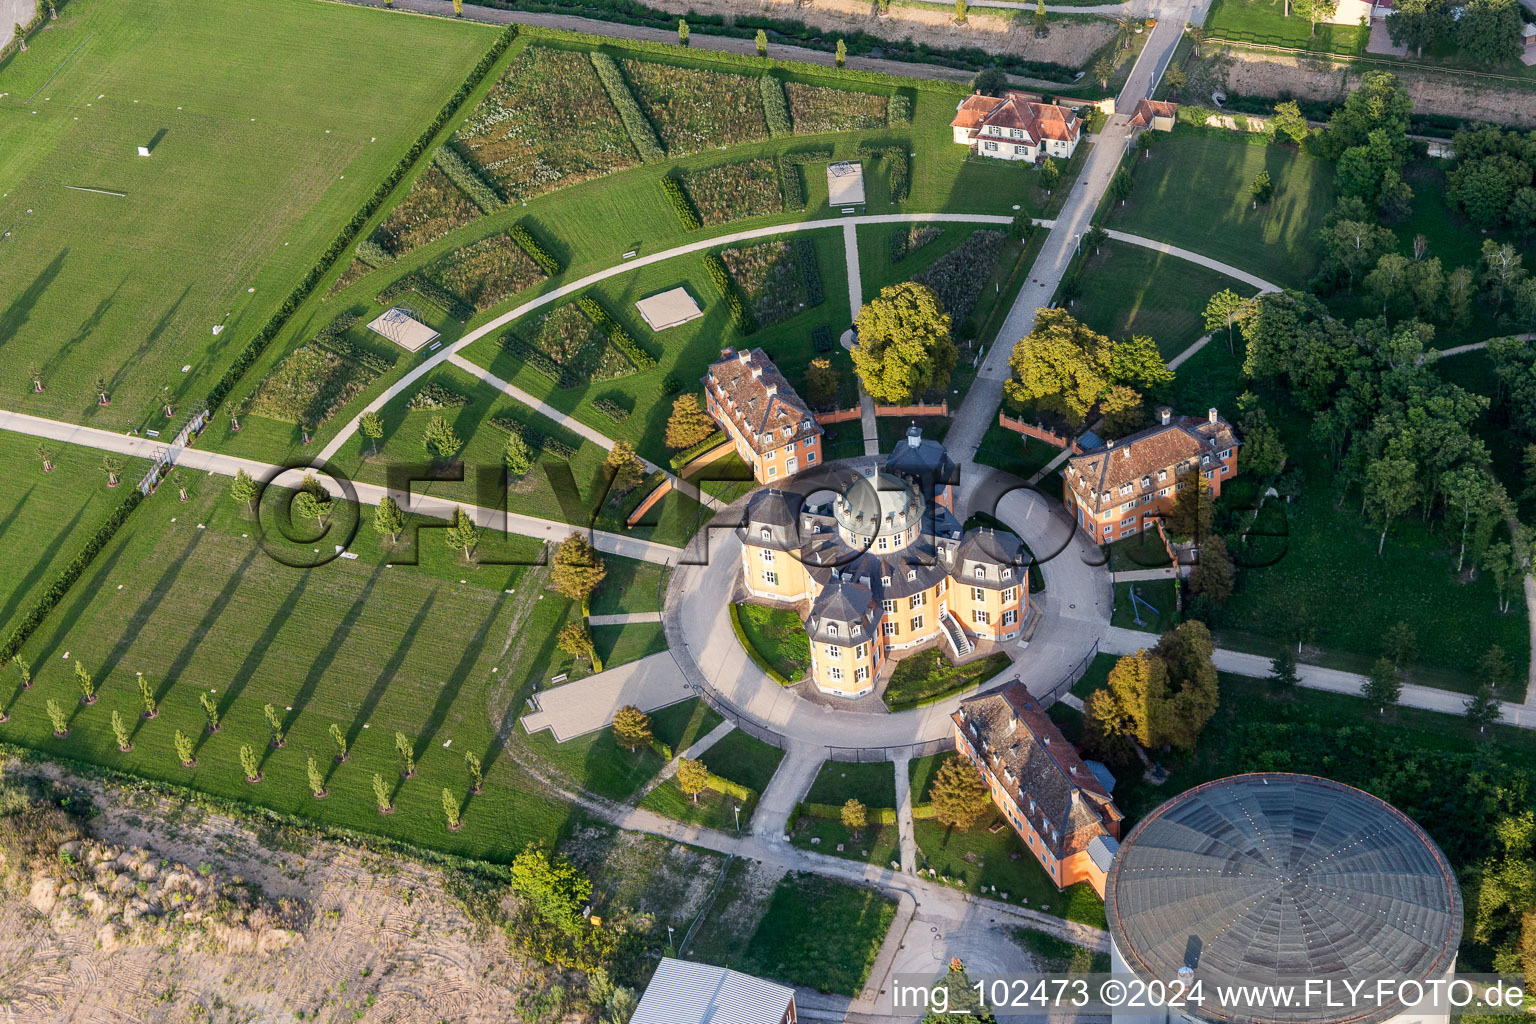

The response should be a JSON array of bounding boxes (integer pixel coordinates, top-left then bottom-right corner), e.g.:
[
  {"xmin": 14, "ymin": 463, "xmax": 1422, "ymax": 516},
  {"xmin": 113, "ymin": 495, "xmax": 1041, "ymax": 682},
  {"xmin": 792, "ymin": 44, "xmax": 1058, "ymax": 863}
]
[{"xmin": 664, "ymin": 464, "xmax": 1112, "ymax": 751}]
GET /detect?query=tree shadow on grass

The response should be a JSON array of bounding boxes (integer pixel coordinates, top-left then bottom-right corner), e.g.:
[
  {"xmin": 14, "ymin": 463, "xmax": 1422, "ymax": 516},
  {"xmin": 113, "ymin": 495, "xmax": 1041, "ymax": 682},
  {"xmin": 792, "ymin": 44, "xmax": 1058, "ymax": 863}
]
[
  {"xmin": 420, "ymin": 592, "xmax": 506, "ymax": 754},
  {"xmin": 0, "ymin": 486, "xmax": 32, "ymax": 550},
  {"xmin": 0, "ymin": 250, "xmax": 66, "ymax": 349},
  {"xmin": 131, "ymin": 544, "xmax": 260, "ymax": 744},
  {"xmin": 39, "ymin": 275, "xmax": 125, "ymax": 389},
  {"xmin": 0, "ymin": 503, "xmax": 85, "ymax": 636},
  {"xmin": 30, "ymin": 520, "xmax": 136, "ymax": 666},
  {"xmin": 333, "ymin": 593, "xmax": 437, "ymax": 783},
  {"xmin": 272, "ymin": 559, "xmax": 388, "ymax": 775},
  {"xmin": 103, "ymin": 284, "xmax": 190, "ymax": 402},
  {"xmin": 98, "ymin": 525, "xmax": 206, "ymax": 678}
]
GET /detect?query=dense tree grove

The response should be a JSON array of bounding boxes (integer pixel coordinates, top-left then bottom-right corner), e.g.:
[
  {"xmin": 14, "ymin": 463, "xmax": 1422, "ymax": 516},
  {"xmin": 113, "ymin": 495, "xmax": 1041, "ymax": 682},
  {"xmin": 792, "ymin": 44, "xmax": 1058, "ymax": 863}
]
[
  {"xmin": 1003, "ymin": 309, "xmax": 1171, "ymax": 432},
  {"xmin": 1446, "ymin": 126, "xmax": 1536, "ymax": 232},
  {"xmin": 1386, "ymin": 0, "xmax": 1524, "ymax": 65},
  {"xmin": 851, "ymin": 281, "xmax": 957, "ymax": 403}
]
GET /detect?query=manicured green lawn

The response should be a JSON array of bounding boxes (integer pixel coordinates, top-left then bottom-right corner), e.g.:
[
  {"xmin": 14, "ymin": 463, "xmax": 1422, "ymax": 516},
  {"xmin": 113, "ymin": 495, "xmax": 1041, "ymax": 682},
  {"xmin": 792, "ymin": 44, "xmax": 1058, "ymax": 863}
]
[
  {"xmin": 1106, "ymin": 533, "xmax": 1172, "ymax": 572},
  {"xmin": 0, "ymin": 434, "xmax": 149, "ymax": 640},
  {"xmin": 1204, "ymin": 0, "xmax": 1368, "ymax": 53},
  {"xmin": 1074, "ymin": 240, "xmax": 1259, "ymax": 360},
  {"xmin": 1068, "ymin": 651, "xmax": 1118, "ymax": 700},
  {"xmin": 789, "ymin": 818, "xmax": 901, "ymax": 867},
  {"xmin": 699, "ymin": 728, "xmax": 786, "ymax": 794},
  {"xmin": 651, "ymin": 697, "xmax": 726, "ymax": 755},
  {"xmin": 639, "ymin": 782, "xmax": 750, "ymax": 832},
  {"xmin": 975, "ymin": 418, "xmax": 1066, "ymax": 480},
  {"xmin": 913, "ymin": 818, "xmax": 1106, "ymax": 927},
  {"xmin": 1015, "ymin": 927, "xmax": 1111, "ymax": 973},
  {"xmin": 884, "ymin": 649, "xmax": 1012, "ymax": 711},
  {"xmin": 733, "ymin": 603, "xmax": 811, "ymax": 683},
  {"xmin": 519, "ymin": 697, "xmax": 720, "ymax": 803},
  {"xmin": 1107, "ymin": 134, "xmax": 1334, "ymax": 289},
  {"xmin": 805, "ymin": 759, "xmax": 898, "ymax": 808},
  {"xmin": 0, "ymin": 0, "xmax": 493, "ymax": 428},
  {"xmin": 741, "ymin": 872, "xmax": 897, "ymax": 995},
  {"xmin": 1112, "ymin": 579, "xmax": 1178, "ymax": 633},
  {"xmin": 0, "ymin": 481, "xmax": 605, "ymax": 863},
  {"xmin": 588, "ymin": 556, "xmax": 669, "ymax": 616},
  {"xmin": 592, "ymin": 620, "xmax": 667, "ymax": 667},
  {"xmin": 1166, "ymin": 335, "xmax": 1248, "ymax": 420}
]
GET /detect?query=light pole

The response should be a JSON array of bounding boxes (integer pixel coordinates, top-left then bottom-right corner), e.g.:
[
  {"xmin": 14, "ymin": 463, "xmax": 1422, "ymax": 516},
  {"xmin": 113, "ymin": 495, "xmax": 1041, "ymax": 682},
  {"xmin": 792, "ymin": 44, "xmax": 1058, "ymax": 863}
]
[
  {"xmin": 733, "ymin": 803, "xmax": 741, "ymax": 834},
  {"xmin": 667, "ymin": 924, "xmax": 675, "ymax": 950}
]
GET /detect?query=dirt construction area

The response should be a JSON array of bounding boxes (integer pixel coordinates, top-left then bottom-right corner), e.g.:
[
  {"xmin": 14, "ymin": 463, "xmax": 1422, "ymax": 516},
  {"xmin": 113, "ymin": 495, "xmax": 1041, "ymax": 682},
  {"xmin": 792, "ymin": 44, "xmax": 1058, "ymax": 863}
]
[
  {"xmin": 1209, "ymin": 47, "xmax": 1536, "ymax": 129},
  {"xmin": 653, "ymin": 0, "xmax": 1117, "ymax": 65}
]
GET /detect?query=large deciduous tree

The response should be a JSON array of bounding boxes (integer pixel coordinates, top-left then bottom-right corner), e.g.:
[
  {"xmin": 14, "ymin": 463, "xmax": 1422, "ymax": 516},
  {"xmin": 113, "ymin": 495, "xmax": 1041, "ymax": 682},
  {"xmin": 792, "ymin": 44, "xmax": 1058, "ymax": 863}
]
[
  {"xmin": 851, "ymin": 282, "xmax": 957, "ymax": 403},
  {"xmin": 665, "ymin": 394, "xmax": 716, "ymax": 450},
  {"xmin": 551, "ymin": 533, "xmax": 607, "ymax": 607}
]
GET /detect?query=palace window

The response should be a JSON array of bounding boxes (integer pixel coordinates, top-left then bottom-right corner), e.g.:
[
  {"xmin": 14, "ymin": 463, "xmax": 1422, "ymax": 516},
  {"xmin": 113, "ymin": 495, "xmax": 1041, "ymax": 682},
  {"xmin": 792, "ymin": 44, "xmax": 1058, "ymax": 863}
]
[
  {"xmin": 971, "ymin": 586, "xmax": 986, "ymax": 602},
  {"xmin": 883, "ymin": 621, "xmax": 897, "ymax": 637},
  {"xmin": 910, "ymin": 615, "xmax": 924, "ymax": 631},
  {"xmin": 829, "ymin": 666, "xmax": 844, "ymax": 681},
  {"xmin": 827, "ymin": 624, "xmax": 839, "ymax": 637},
  {"xmin": 973, "ymin": 609, "xmax": 991, "ymax": 625},
  {"xmin": 1003, "ymin": 609, "xmax": 1017, "ymax": 627},
  {"xmin": 760, "ymin": 549, "xmax": 775, "ymax": 562},
  {"xmin": 909, "ymin": 592, "xmax": 927, "ymax": 609},
  {"xmin": 855, "ymin": 643, "xmax": 867, "ymax": 659},
  {"xmin": 762, "ymin": 570, "xmax": 778, "ymax": 585},
  {"xmin": 974, "ymin": 566, "xmax": 987, "ymax": 579},
  {"xmin": 855, "ymin": 666, "xmax": 869, "ymax": 681},
  {"xmin": 1001, "ymin": 587, "xmax": 1016, "ymax": 603},
  {"xmin": 882, "ymin": 599, "xmax": 896, "ymax": 613}
]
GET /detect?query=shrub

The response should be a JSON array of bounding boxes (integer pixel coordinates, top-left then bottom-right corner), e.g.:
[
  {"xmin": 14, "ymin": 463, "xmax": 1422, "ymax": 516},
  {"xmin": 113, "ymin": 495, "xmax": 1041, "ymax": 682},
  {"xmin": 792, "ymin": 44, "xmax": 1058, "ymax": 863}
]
[
  {"xmin": 490, "ymin": 416, "xmax": 578, "ymax": 459},
  {"xmin": 796, "ymin": 237, "xmax": 824, "ymax": 307},
  {"xmin": 430, "ymin": 144, "xmax": 505, "ymax": 214},
  {"xmin": 406, "ymin": 381, "xmax": 472, "ymax": 411},
  {"xmin": 660, "ymin": 176, "xmax": 702, "ymax": 231},
  {"xmin": 669, "ymin": 430, "xmax": 727, "ymax": 471},
  {"xmin": 578, "ymin": 296, "xmax": 656, "ymax": 370},
  {"xmin": 779, "ymin": 146, "xmax": 835, "ymax": 166},
  {"xmin": 778, "ymin": 158, "xmax": 805, "ymax": 211},
  {"xmin": 589, "ymin": 51, "xmax": 665, "ymax": 161},
  {"xmin": 760, "ymin": 75, "xmax": 792, "ymax": 137},
  {"xmin": 811, "ymin": 324, "xmax": 834, "ymax": 353},
  {"xmin": 355, "ymin": 239, "xmax": 395, "ymax": 268},
  {"xmin": 704, "ymin": 251, "xmax": 757, "ymax": 334},
  {"xmin": 593, "ymin": 398, "xmax": 630, "ymax": 421},
  {"xmin": 888, "ymin": 93, "xmax": 913, "ymax": 126},
  {"xmin": 509, "ymin": 222, "xmax": 564, "ymax": 276}
]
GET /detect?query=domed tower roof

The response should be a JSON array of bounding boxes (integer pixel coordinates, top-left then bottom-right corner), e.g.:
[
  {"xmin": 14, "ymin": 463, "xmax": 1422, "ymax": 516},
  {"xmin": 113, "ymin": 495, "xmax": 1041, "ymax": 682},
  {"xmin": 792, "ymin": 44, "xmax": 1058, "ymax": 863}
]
[
  {"xmin": 833, "ymin": 470, "xmax": 924, "ymax": 548},
  {"xmin": 885, "ymin": 424, "xmax": 958, "ymax": 493},
  {"xmin": 1105, "ymin": 773, "xmax": 1463, "ymax": 1024}
]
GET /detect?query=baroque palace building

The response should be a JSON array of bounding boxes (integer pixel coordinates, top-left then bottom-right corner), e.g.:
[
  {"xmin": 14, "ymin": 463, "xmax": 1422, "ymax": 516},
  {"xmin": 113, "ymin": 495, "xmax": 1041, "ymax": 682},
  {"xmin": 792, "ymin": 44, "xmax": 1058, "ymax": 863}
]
[{"xmin": 736, "ymin": 423, "xmax": 1028, "ymax": 698}]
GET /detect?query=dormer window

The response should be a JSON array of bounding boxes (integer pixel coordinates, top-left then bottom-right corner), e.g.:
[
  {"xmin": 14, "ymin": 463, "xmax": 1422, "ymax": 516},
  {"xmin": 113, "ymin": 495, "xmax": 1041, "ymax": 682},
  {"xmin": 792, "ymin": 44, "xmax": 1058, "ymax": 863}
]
[
  {"xmin": 852, "ymin": 624, "xmax": 862, "ymax": 637},
  {"xmin": 907, "ymin": 569, "xmax": 917, "ymax": 582},
  {"xmin": 974, "ymin": 566, "xmax": 986, "ymax": 579},
  {"xmin": 881, "ymin": 575, "xmax": 892, "ymax": 586},
  {"xmin": 760, "ymin": 527, "xmax": 770, "ymax": 541},
  {"xmin": 1157, "ymin": 469, "xmax": 1168, "ymax": 482},
  {"xmin": 1001, "ymin": 567, "xmax": 1013, "ymax": 580},
  {"xmin": 827, "ymin": 624, "xmax": 839, "ymax": 637}
]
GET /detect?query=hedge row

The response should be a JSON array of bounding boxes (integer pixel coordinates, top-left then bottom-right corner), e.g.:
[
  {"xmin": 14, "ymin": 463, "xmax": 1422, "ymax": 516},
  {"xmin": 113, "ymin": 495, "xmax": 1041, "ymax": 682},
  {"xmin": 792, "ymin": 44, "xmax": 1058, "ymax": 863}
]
[
  {"xmin": 660, "ymin": 176, "xmax": 701, "ymax": 232},
  {"xmin": 310, "ymin": 313, "xmax": 395, "ymax": 376},
  {"xmin": 799, "ymin": 801, "xmax": 899, "ymax": 826},
  {"xmin": 406, "ymin": 380, "xmax": 472, "ymax": 410},
  {"xmin": 669, "ymin": 430, "xmax": 728, "ymax": 471},
  {"xmin": 0, "ymin": 489, "xmax": 144, "ymax": 665},
  {"xmin": 858, "ymin": 143, "xmax": 911, "ymax": 203},
  {"xmin": 431, "ymin": 144, "xmax": 504, "ymax": 215},
  {"xmin": 779, "ymin": 146, "xmax": 834, "ymax": 166},
  {"xmin": 888, "ymin": 94, "xmax": 913, "ymax": 126},
  {"xmin": 355, "ymin": 238, "xmax": 395, "ymax": 268},
  {"xmin": 778, "ymin": 158, "xmax": 805, "ymax": 211},
  {"xmin": 500, "ymin": 332, "xmax": 578, "ymax": 388},
  {"xmin": 706, "ymin": 773, "xmax": 754, "ymax": 803},
  {"xmin": 796, "ymin": 237, "xmax": 823, "ymax": 307},
  {"xmin": 760, "ymin": 75, "xmax": 792, "ymax": 137},
  {"xmin": 593, "ymin": 398, "xmax": 630, "ymax": 421},
  {"xmin": 704, "ymin": 252, "xmax": 756, "ymax": 335},
  {"xmin": 491, "ymin": 415, "xmax": 577, "ymax": 459},
  {"xmin": 204, "ymin": 25, "xmax": 518, "ymax": 416},
  {"xmin": 589, "ymin": 51, "xmax": 665, "ymax": 161},
  {"xmin": 509, "ymin": 222, "xmax": 563, "ymax": 277},
  {"xmin": 577, "ymin": 296, "xmax": 656, "ymax": 371},
  {"xmin": 377, "ymin": 274, "xmax": 474, "ymax": 321},
  {"xmin": 512, "ymin": 18, "xmax": 1073, "ymax": 85}
]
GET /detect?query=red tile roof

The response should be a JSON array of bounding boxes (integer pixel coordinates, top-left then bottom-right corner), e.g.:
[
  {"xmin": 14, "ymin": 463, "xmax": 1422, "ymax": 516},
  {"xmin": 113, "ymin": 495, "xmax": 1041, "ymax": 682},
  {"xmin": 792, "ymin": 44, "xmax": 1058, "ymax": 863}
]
[
  {"xmin": 950, "ymin": 92, "xmax": 1081, "ymax": 146},
  {"xmin": 704, "ymin": 348, "xmax": 822, "ymax": 457},
  {"xmin": 1126, "ymin": 98, "xmax": 1178, "ymax": 128},
  {"xmin": 1066, "ymin": 411, "xmax": 1239, "ymax": 514}
]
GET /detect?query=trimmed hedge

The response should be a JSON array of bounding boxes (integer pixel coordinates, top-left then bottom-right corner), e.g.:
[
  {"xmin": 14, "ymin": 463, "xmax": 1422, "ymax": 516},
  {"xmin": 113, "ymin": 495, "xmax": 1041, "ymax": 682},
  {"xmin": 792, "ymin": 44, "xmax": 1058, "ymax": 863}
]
[
  {"xmin": 801, "ymin": 801, "xmax": 899, "ymax": 825},
  {"xmin": 811, "ymin": 324, "xmax": 834, "ymax": 353},
  {"xmin": 760, "ymin": 75, "xmax": 792, "ymax": 137},
  {"xmin": 577, "ymin": 296, "xmax": 656, "ymax": 371},
  {"xmin": 669, "ymin": 430, "xmax": 728, "ymax": 471},
  {"xmin": 857, "ymin": 142, "xmax": 910, "ymax": 203},
  {"xmin": 589, "ymin": 51, "xmax": 665, "ymax": 161},
  {"xmin": 704, "ymin": 252, "xmax": 756, "ymax": 335},
  {"xmin": 204, "ymin": 25, "xmax": 518, "ymax": 416},
  {"xmin": 778, "ymin": 158, "xmax": 805, "ymax": 211},
  {"xmin": 509, "ymin": 222, "xmax": 564, "ymax": 277},
  {"xmin": 660, "ymin": 176, "xmax": 702, "ymax": 232},
  {"xmin": 431, "ymin": 144, "xmax": 504, "ymax": 214},
  {"xmin": 406, "ymin": 380, "xmax": 472, "ymax": 411},
  {"xmin": 1, "ymin": 489, "xmax": 145, "ymax": 665},
  {"xmin": 796, "ymin": 237, "xmax": 824, "ymax": 307},
  {"xmin": 706, "ymin": 773, "xmax": 754, "ymax": 803},
  {"xmin": 355, "ymin": 238, "xmax": 396, "ymax": 268},
  {"xmin": 779, "ymin": 146, "xmax": 834, "ymax": 166},
  {"xmin": 490, "ymin": 415, "xmax": 577, "ymax": 459},
  {"xmin": 377, "ymin": 274, "xmax": 474, "ymax": 321},
  {"xmin": 500, "ymin": 333, "xmax": 569, "ymax": 385},
  {"xmin": 887, "ymin": 94, "xmax": 913, "ymax": 126}
]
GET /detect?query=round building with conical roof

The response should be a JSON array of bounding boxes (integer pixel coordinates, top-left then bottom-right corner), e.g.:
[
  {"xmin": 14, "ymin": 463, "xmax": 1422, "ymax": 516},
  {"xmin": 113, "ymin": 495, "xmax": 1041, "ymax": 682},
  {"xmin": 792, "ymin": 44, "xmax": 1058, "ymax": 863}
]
[{"xmin": 1105, "ymin": 773, "xmax": 1463, "ymax": 1024}]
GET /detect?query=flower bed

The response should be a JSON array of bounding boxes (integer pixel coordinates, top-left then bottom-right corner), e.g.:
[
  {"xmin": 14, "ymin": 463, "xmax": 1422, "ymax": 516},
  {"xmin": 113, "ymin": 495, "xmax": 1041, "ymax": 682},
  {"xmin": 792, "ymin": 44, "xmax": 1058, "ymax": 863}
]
[
  {"xmin": 500, "ymin": 303, "xmax": 633, "ymax": 388},
  {"xmin": 425, "ymin": 233, "xmax": 547, "ymax": 313},
  {"xmin": 913, "ymin": 229, "xmax": 1006, "ymax": 325},
  {"xmin": 620, "ymin": 58, "xmax": 768, "ymax": 154},
  {"xmin": 785, "ymin": 83, "xmax": 887, "ymax": 134},
  {"xmin": 681, "ymin": 159, "xmax": 783, "ymax": 227},
  {"xmin": 249, "ymin": 315, "xmax": 390, "ymax": 428},
  {"xmin": 453, "ymin": 46, "xmax": 637, "ymax": 201},
  {"xmin": 370, "ymin": 165, "xmax": 482, "ymax": 258},
  {"xmin": 720, "ymin": 239, "xmax": 808, "ymax": 327},
  {"xmin": 890, "ymin": 224, "xmax": 943, "ymax": 262}
]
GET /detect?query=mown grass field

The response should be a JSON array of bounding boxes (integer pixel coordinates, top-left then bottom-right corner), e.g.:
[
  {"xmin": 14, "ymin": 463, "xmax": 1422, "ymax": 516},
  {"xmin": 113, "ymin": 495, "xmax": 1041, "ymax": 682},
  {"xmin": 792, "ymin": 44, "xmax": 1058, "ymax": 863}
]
[
  {"xmin": 1107, "ymin": 133, "xmax": 1334, "ymax": 289},
  {"xmin": 0, "ymin": 0, "xmax": 494, "ymax": 428},
  {"xmin": 1203, "ymin": 0, "xmax": 1368, "ymax": 53},
  {"xmin": 1074, "ymin": 240, "xmax": 1259, "ymax": 359},
  {"xmin": 0, "ymin": 434, "xmax": 148, "ymax": 640},
  {"xmin": 805, "ymin": 758, "xmax": 897, "ymax": 809},
  {"xmin": 0, "ymin": 479, "xmax": 684, "ymax": 861}
]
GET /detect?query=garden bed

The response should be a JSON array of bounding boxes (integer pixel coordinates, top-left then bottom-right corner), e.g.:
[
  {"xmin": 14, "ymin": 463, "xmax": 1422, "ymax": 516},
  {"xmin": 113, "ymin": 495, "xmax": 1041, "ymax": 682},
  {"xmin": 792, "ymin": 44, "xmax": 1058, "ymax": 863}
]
[
  {"xmin": 453, "ymin": 45, "xmax": 638, "ymax": 200},
  {"xmin": 719, "ymin": 239, "xmax": 809, "ymax": 327},
  {"xmin": 371, "ymin": 165, "xmax": 482, "ymax": 258},
  {"xmin": 883, "ymin": 649, "xmax": 1011, "ymax": 711},
  {"xmin": 682, "ymin": 159, "xmax": 784, "ymax": 226},
  {"xmin": 620, "ymin": 58, "xmax": 769, "ymax": 154},
  {"xmin": 784, "ymin": 82, "xmax": 887, "ymax": 134},
  {"xmin": 382, "ymin": 233, "xmax": 547, "ymax": 317},
  {"xmin": 913, "ymin": 229, "xmax": 1007, "ymax": 325},
  {"xmin": 499, "ymin": 302, "xmax": 634, "ymax": 389},
  {"xmin": 732, "ymin": 602, "xmax": 810, "ymax": 682},
  {"xmin": 248, "ymin": 316, "xmax": 392, "ymax": 428}
]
